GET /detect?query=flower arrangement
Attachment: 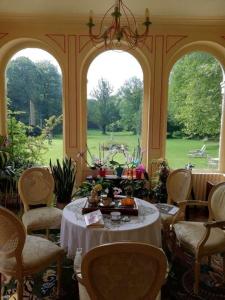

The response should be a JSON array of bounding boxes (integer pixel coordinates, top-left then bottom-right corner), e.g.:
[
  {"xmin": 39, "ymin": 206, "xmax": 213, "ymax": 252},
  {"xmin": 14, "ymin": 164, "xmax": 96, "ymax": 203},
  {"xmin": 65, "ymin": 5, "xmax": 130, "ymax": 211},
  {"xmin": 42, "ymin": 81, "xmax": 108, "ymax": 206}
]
[
  {"xmin": 77, "ymin": 140, "xmax": 145, "ymax": 179},
  {"xmin": 109, "ymin": 139, "xmax": 145, "ymax": 172},
  {"xmin": 92, "ymin": 183, "xmax": 102, "ymax": 194},
  {"xmin": 150, "ymin": 158, "xmax": 170, "ymax": 203},
  {"xmin": 77, "ymin": 144, "xmax": 110, "ymax": 170}
]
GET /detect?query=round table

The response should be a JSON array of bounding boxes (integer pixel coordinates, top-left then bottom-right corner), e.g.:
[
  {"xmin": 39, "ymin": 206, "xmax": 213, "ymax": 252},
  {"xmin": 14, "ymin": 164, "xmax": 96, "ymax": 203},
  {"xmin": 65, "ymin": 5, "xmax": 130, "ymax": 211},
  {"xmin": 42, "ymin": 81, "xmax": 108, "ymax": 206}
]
[{"xmin": 60, "ymin": 197, "xmax": 161, "ymax": 258}]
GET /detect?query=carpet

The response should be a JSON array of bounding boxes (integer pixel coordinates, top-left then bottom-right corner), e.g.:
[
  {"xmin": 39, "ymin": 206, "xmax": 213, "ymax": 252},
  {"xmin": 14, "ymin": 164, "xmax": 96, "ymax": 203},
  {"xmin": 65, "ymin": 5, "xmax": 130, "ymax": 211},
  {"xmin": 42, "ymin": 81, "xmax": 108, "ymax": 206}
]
[
  {"xmin": 162, "ymin": 251, "xmax": 225, "ymax": 300},
  {"xmin": 1, "ymin": 257, "xmax": 79, "ymax": 300},
  {"xmin": 2, "ymin": 245, "xmax": 225, "ymax": 299}
]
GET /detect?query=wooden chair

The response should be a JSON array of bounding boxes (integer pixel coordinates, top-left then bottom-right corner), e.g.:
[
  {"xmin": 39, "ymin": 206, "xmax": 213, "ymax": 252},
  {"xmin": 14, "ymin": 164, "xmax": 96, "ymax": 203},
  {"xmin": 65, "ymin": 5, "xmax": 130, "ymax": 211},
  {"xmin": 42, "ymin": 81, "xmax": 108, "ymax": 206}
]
[
  {"xmin": 18, "ymin": 167, "xmax": 62, "ymax": 238},
  {"xmin": 161, "ymin": 168, "xmax": 192, "ymax": 229},
  {"xmin": 171, "ymin": 182, "xmax": 225, "ymax": 294},
  {"xmin": 0, "ymin": 206, "xmax": 64, "ymax": 300},
  {"xmin": 77, "ymin": 242, "xmax": 167, "ymax": 300},
  {"xmin": 188, "ymin": 144, "xmax": 206, "ymax": 158}
]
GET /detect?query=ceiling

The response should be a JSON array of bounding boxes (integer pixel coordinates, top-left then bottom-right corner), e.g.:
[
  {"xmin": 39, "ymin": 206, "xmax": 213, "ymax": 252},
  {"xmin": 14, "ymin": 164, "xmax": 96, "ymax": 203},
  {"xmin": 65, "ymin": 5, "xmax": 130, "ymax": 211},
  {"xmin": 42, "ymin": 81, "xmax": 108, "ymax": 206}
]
[{"xmin": 0, "ymin": 0, "xmax": 224, "ymax": 20}]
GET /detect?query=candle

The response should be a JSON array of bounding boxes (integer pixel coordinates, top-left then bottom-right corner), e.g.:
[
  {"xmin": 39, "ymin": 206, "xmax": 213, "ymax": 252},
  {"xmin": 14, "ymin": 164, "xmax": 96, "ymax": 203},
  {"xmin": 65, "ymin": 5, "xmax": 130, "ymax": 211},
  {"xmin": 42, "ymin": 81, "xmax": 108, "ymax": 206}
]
[
  {"xmin": 145, "ymin": 8, "xmax": 150, "ymax": 19},
  {"xmin": 89, "ymin": 10, "xmax": 93, "ymax": 21}
]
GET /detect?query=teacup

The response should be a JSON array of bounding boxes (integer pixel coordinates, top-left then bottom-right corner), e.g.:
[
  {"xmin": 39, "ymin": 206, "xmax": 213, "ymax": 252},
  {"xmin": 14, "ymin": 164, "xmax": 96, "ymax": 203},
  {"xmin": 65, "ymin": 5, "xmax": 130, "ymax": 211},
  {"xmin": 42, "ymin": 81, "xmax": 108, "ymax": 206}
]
[{"xmin": 110, "ymin": 211, "xmax": 121, "ymax": 221}]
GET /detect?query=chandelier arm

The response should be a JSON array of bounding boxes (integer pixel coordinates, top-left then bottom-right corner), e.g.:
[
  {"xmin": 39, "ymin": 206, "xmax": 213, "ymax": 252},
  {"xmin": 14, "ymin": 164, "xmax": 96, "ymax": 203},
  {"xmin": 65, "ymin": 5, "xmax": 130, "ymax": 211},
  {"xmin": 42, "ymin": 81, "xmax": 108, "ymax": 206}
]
[
  {"xmin": 120, "ymin": 1, "xmax": 137, "ymax": 31},
  {"xmin": 89, "ymin": 3, "xmax": 115, "ymax": 41},
  {"xmin": 87, "ymin": 0, "xmax": 151, "ymax": 50}
]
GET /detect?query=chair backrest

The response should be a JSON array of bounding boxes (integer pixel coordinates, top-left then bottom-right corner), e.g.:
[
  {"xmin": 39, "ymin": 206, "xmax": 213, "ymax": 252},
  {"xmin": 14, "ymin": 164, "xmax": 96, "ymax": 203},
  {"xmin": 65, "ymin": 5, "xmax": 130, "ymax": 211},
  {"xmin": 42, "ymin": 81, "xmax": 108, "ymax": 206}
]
[
  {"xmin": 0, "ymin": 207, "xmax": 25, "ymax": 264},
  {"xmin": 208, "ymin": 182, "xmax": 225, "ymax": 221},
  {"xmin": 166, "ymin": 168, "xmax": 192, "ymax": 205},
  {"xmin": 18, "ymin": 167, "xmax": 54, "ymax": 211},
  {"xmin": 81, "ymin": 242, "xmax": 167, "ymax": 300},
  {"xmin": 200, "ymin": 145, "xmax": 206, "ymax": 152}
]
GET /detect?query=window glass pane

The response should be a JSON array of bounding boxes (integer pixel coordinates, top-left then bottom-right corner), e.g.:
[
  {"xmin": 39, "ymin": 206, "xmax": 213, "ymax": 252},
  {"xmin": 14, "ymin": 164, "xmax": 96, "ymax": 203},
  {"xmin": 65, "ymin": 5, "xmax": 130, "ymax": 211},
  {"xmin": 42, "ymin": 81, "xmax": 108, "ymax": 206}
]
[
  {"xmin": 87, "ymin": 50, "xmax": 144, "ymax": 169},
  {"xmin": 166, "ymin": 51, "xmax": 222, "ymax": 170}
]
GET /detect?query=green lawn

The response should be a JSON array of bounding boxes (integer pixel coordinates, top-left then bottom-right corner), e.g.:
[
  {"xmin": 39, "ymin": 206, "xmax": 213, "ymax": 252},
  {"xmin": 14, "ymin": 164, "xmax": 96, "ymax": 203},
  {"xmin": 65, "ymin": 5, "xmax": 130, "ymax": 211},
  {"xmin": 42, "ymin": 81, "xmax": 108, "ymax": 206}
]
[{"xmin": 42, "ymin": 130, "xmax": 219, "ymax": 169}]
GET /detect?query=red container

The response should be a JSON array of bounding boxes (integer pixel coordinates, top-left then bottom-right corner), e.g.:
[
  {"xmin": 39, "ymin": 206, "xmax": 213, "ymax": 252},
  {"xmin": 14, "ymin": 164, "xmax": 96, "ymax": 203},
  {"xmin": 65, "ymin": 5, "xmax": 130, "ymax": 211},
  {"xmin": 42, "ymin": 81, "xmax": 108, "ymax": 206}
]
[
  {"xmin": 99, "ymin": 168, "xmax": 106, "ymax": 177},
  {"xmin": 136, "ymin": 169, "xmax": 142, "ymax": 179}
]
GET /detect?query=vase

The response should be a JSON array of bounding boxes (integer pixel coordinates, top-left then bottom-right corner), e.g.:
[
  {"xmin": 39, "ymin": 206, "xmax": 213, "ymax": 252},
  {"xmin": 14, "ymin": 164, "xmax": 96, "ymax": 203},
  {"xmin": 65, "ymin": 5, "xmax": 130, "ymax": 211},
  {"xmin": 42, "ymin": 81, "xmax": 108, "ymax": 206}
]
[
  {"xmin": 99, "ymin": 168, "xmax": 106, "ymax": 177},
  {"xmin": 115, "ymin": 166, "xmax": 123, "ymax": 177},
  {"xmin": 136, "ymin": 168, "xmax": 142, "ymax": 179}
]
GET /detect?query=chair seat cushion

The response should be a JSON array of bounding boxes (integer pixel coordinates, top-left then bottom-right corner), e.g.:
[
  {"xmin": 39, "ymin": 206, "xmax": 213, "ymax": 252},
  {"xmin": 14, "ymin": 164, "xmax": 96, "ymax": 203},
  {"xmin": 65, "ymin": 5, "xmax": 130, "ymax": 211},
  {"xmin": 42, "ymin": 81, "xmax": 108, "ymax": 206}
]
[
  {"xmin": 174, "ymin": 221, "xmax": 225, "ymax": 256},
  {"xmin": 0, "ymin": 235, "xmax": 64, "ymax": 276},
  {"xmin": 22, "ymin": 207, "xmax": 62, "ymax": 231}
]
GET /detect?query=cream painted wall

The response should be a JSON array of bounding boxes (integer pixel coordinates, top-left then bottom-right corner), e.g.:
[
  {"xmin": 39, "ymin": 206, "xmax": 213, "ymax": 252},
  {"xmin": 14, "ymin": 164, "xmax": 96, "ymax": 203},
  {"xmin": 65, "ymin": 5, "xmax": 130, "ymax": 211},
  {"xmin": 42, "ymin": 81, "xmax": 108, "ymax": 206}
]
[{"xmin": 0, "ymin": 18, "xmax": 225, "ymax": 182}]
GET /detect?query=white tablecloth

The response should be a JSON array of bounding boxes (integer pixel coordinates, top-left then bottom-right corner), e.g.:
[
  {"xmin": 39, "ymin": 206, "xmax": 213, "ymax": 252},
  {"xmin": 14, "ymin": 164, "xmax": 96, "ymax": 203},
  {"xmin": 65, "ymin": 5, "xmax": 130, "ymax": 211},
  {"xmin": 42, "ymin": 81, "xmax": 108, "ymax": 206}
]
[{"xmin": 60, "ymin": 197, "xmax": 161, "ymax": 258}]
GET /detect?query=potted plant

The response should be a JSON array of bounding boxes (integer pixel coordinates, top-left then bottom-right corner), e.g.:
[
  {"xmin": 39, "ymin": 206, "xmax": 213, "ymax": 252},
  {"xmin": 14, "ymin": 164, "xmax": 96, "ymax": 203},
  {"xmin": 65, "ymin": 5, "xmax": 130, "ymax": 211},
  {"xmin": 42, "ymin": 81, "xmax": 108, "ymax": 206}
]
[
  {"xmin": 151, "ymin": 159, "xmax": 170, "ymax": 203},
  {"xmin": 109, "ymin": 160, "xmax": 124, "ymax": 177},
  {"xmin": 0, "ymin": 150, "xmax": 17, "ymax": 204},
  {"xmin": 50, "ymin": 157, "xmax": 76, "ymax": 209}
]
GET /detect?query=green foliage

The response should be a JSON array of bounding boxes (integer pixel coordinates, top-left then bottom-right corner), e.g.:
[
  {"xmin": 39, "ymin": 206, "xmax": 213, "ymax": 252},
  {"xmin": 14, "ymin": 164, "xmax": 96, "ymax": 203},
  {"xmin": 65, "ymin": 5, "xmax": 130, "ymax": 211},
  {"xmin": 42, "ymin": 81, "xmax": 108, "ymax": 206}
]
[
  {"xmin": 0, "ymin": 145, "xmax": 16, "ymax": 198},
  {"xmin": 91, "ymin": 78, "xmax": 119, "ymax": 134},
  {"xmin": 42, "ymin": 114, "xmax": 63, "ymax": 138},
  {"xmin": 75, "ymin": 178, "xmax": 112, "ymax": 198},
  {"xmin": 50, "ymin": 157, "xmax": 76, "ymax": 204},
  {"xmin": 6, "ymin": 57, "xmax": 62, "ymax": 131},
  {"xmin": 117, "ymin": 77, "xmax": 143, "ymax": 135},
  {"xmin": 120, "ymin": 178, "xmax": 150, "ymax": 199},
  {"xmin": 151, "ymin": 159, "xmax": 170, "ymax": 203},
  {"xmin": 7, "ymin": 113, "xmax": 47, "ymax": 167},
  {"xmin": 169, "ymin": 51, "xmax": 222, "ymax": 138}
]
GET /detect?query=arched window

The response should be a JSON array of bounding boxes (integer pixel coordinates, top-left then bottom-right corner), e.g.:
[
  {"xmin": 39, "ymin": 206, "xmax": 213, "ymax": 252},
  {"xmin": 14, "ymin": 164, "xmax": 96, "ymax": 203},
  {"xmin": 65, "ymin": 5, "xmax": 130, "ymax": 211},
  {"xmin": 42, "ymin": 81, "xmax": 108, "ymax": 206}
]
[
  {"xmin": 6, "ymin": 48, "xmax": 63, "ymax": 166},
  {"xmin": 86, "ymin": 50, "xmax": 144, "ymax": 169},
  {"xmin": 166, "ymin": 51, "xmax": 223, "ymax": 170}
]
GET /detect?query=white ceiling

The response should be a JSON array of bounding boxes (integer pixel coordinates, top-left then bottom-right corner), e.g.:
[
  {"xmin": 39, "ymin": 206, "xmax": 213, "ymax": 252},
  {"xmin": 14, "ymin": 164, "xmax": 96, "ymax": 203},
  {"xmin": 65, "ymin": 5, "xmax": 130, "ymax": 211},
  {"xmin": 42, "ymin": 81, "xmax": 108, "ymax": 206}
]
[{"xmin": 0, "ymin": 0, "xmax": 224, "ymax": 19}]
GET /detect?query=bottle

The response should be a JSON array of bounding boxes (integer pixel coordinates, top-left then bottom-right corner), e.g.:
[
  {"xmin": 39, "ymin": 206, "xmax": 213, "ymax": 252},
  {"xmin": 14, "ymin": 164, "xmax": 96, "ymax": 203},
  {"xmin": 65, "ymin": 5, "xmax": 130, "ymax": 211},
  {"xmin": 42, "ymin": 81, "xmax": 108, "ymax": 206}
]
[{"xmin": 74, "ymin": 248, "xmax": 82, "ymax": 274}]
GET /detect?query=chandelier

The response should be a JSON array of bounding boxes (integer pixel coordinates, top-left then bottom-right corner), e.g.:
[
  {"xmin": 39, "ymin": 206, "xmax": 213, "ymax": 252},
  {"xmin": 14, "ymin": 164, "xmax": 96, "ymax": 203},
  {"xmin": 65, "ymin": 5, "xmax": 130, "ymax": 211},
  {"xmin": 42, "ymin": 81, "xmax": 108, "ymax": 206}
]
[{"xmin": 87, "ymin": 0, "xmax": 151, "ymax": 50}]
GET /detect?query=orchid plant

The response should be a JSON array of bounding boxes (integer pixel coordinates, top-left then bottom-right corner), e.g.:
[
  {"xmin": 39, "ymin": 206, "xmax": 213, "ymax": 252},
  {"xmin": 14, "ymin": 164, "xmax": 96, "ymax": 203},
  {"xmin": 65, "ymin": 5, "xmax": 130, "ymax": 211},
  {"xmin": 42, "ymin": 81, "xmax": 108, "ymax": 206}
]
[{"xmin": 77, "ymin": 139, "xmax": 145, "ymax": 172}]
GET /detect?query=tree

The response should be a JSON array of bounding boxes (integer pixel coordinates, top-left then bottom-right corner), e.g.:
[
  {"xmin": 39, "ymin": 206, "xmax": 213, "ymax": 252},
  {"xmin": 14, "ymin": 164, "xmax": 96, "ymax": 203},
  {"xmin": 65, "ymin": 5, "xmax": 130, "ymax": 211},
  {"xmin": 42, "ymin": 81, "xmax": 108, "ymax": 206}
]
[
  {"xmin": 6, "ymin": 57, "xmax": 62, "ymax": 133},
  {"xmin": 87, "ymin": 99, "xmax": 99, "ymax": 129},
  {"xmin": 91, "ymin": 78, "xmax": 117, "ymax": 134},
  {"xmin": 36, "ymin": 61, "xmax": 62, "ymax": 127},
  {"xmin": 117, "ymin": 77, "xmax": 143, "ymax": 134},
  {"xmin": 6, "ymin": 57, "xmax": 41, "ymax": 125},
  {"xmin": 169, "ymin": 52, "xmax": 222, "ymax": 138}
]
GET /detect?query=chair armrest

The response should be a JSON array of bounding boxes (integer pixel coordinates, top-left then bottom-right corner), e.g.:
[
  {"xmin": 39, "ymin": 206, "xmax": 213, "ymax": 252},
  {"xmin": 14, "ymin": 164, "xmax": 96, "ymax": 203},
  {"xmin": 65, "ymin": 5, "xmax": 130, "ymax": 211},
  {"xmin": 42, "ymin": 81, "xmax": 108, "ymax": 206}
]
[
  {"xmin": 197, "ymin": 220, "xmax": 225, "ymax": 251},
  {"xmin": 204, "ymin": 220, "xmax": 225, "ymax": 229},
  {"xmin": 171, "ymin": 200, "xmax": 208, "ymax": 225},
  {"xmin": 178, "ymin": 200, "xmax": 208, "ymax": 207}
]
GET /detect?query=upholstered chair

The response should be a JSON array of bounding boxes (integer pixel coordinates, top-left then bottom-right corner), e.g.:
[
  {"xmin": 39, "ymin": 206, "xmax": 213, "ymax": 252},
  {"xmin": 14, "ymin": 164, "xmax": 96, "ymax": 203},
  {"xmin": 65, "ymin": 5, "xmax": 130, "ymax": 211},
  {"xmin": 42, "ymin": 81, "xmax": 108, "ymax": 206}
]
[
  {"xmin": 18, "ymin": 167, "xmax": 62, "ymax": 238},
  {"xmin": 171, "ymin": 181, "xmax": 225, "ymax": 294},
  {"xmin": 161, "ymin": 168, "xmax": 192, "ymax": 229},
  {"xmin": 77, "ymin": 242, "xmax": 167, "ymax": 300},
  {"xmin": 0, "ymin": 206, "xmax": 64, "ymax": 300}
]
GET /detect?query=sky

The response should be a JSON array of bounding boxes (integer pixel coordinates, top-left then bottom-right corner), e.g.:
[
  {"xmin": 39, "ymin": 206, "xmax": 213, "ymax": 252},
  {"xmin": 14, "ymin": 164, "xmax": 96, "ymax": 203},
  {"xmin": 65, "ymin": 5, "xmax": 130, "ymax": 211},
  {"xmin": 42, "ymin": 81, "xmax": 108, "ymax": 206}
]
[{"xmin": 12, "ymin": 48, "xmax": 143, "ymax": 96}]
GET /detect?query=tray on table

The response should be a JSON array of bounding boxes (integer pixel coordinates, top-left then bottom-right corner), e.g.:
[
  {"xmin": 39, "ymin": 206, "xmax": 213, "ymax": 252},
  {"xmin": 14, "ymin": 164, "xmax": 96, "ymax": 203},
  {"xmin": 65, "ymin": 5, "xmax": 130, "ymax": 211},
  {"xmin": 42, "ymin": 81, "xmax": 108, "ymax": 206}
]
[{"xmin": 82, "ymin": 197, "xmax": 139, "ymax": 216}]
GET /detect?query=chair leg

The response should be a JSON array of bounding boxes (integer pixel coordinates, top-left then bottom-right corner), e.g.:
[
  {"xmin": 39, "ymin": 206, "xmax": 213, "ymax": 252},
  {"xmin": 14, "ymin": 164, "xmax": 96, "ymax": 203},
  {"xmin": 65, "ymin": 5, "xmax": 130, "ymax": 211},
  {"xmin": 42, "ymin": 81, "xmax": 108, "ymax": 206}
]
[
  {"xmin": 56, "ymin": 256, "xmax": 62, "ymax": 297},
  {"xmin": 223, "ymin": 253, "xmax": 225, "ymax": 282},
  {"xmin": 194, "ymin": 259, "xmax": 200, "ymax": 295},
  {"xmin": 0, "ymin": 273, "xmax": 2, "ymax": 300},
  {"xmin": 17, "ymin": 277, "xmax": 23, "ymax": 300}
]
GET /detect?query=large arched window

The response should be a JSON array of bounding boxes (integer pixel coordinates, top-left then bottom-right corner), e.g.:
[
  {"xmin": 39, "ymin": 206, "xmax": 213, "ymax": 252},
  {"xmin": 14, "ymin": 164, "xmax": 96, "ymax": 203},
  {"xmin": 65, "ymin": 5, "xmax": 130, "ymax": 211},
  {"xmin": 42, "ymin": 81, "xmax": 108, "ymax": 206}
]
[
  {"xmin": 166, "ymin": 51, "xmax": 223, "ymax": 170},
  {"xmin": 86, "ymin": 50, "xmax": 144, "ymax": 168},
  {"xmin": 5, "ymin": 48, "xmax": 63, "ymax": 166}
]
